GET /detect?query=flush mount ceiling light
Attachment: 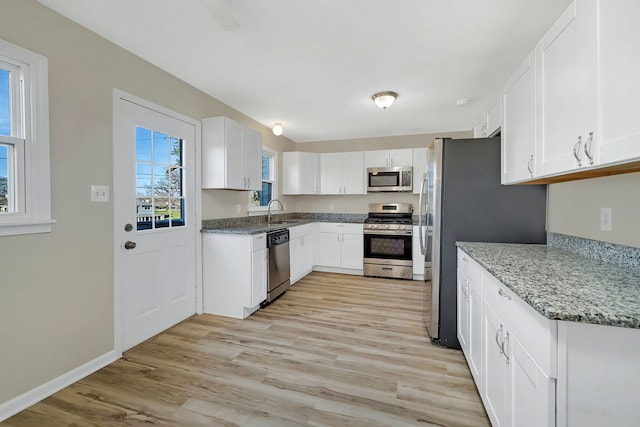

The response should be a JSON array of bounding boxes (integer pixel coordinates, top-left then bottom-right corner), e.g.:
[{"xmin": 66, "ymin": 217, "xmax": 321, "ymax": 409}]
[
  {"xmin": 372, "ymin": 91, "xmax": 398, "ymax": 110},
  {"xmin": 272, "ymin": 123, "xmax": 283, "ymax": 136}
]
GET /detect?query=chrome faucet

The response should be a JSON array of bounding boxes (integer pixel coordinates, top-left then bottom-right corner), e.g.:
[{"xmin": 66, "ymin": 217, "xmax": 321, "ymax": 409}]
[{"xmin": 267, "ymin": 199, "xmax": 284, "ymax": 224}]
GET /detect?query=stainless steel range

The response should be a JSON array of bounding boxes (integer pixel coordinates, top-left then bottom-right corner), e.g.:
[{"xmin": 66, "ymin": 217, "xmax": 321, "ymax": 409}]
[{"xmin": 363, "ymin": 203, "xmax": 413, "ymax": 280}]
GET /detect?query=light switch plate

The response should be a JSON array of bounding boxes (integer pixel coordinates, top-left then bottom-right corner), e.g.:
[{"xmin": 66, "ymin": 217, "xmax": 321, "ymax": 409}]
[{"xmin": 91, "ymin": 185, "xmax": 109, "ymax": 202}]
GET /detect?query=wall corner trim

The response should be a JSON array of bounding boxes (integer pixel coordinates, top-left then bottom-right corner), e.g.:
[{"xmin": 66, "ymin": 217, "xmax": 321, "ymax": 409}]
[{"xmin": 0, "ymin": 350, "xmax": 121, "ymax": 422}]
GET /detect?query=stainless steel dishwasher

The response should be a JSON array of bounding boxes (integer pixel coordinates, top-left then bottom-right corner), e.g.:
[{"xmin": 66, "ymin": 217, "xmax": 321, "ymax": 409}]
[{"xmin": 266, "ymin": 229, "xmax": 290, "ymax": 303}]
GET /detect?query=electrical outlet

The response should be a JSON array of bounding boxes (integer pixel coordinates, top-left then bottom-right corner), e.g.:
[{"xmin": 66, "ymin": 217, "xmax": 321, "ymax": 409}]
[
  {"xmin": 90, "ymin": 185, "xmax": 109, "ymax": 202},
  {"xmin": 236, "ymin": 204, "xmax": 242, "ymax": 214},
  {"xmin": 600, "ymin": 207, "xmax": 612, "ymax": 231},
  {"xmin": 329, "ymin": 204, "xmax": 334, "ymax": 211}
]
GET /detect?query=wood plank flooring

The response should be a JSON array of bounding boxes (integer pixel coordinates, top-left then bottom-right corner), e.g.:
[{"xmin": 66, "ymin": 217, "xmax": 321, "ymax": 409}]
[{"xmin": 3, "ymin": 272, "xmax": 489, "ymax": 427}]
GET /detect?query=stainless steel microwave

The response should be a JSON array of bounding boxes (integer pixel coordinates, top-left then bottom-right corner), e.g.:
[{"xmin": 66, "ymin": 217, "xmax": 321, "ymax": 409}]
[{"xmin": 367, "ymin": 166, "xmax": 413, "ymax": 192}]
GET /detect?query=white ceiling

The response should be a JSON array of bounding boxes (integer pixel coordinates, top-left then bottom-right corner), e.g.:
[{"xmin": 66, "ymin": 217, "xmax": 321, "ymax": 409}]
[{"xmin": 38, "ymin": 0, "xmax": 570, "ymax": 143}]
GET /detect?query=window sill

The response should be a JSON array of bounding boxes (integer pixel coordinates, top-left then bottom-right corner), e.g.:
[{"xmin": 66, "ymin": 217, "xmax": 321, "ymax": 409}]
[{"xmin": 0, "ymin": 218, "xmax": 56, "ymax": 237}]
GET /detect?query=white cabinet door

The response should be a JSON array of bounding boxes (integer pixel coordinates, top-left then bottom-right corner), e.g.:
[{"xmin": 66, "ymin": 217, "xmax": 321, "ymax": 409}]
[
  {"xmin": 365, "ymin": 149, "xmax": 412, "ymax": 168},
  {"xmin": 508, "ymin": 333, "xmax": 555, "ymax": 427},
  {"xmin": 502, "ymin": 52, "xmax": 537, "ymax": 184},
  {"xmin": 202, "ymin": 117, "xmax": 262, "ymax": 190},
  {"xmin": 389, "ymin": 149, "xmax": 413, "ymax": 167},
  {"xmin": 251, "ymin": 247, "xmax": 267, "ymax": 306},
  {"xmin": 483, "ymin": 303, "xmax": 509, "ymax": 427},
  {"xmin": 457, "ymin": 268, "xmax": 470, "ymax": 353},
  {"xmin": 320, "ymin": 152, "xmax": 343, "ymax": 195},
  {"xmin": 318, "ymin": 152, "xmax": 364, "ymax": 195},
  {"xmin": 596, "ymin": 0, "xmax": 640, "ymax": 165},
  {"xmin": 224, "ymin": 119, "xmax": 245, "ymax": 189},
  {"xmin": 341, "ymin": 232, "xmax": 363, "ymax": 270},
  {"xmin": 412, "ymin": 148, "xmax": 427, "ymax": 195},
  {"xmin": 289, "ymin": 235, "xmax": 303, "ymax": 284},
  {"xmin": 243, "ymin": 127, "xmax": 262, "ymax": 191},
  {"xmin": 468, "ymin": 282, "xmax": 483, "ymax": 384},
  {"xmin": 283, "ymin": 152, "xmax": 320, "ymax": 195},
  {"xmin": 365, "ymin": 150, "xmax": 390, "ymax": 168},
  {"xmin": 537, "ymin": 2, "xmax": 594, "ymax": 176},
  {"xmin": 317, "ymin": 232, "xmax": 341, "ymax": 267},
  {"xmin": 342, "ymin": 151, "xmax": 365, "ymax": 194},
  {"xmin": 300, "ymin": 232, "xmax": 314, "ymax": 275}
]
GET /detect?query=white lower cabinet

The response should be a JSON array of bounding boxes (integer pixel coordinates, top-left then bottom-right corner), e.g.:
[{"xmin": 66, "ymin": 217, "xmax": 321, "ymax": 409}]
[
  {"xmin": 289, "ymin": 223, "xmax": 315, "ymax": 284},
  {"xmin": 203, "ymin": 233, "xmax": 267, "ymax": 319},
  {"xmin": 458, "ymin": 248, "xmax": 556, "ymax": 427},
  {"xmin": 315, "ymin": 223, "xmax": 363, "ymax": 271}
]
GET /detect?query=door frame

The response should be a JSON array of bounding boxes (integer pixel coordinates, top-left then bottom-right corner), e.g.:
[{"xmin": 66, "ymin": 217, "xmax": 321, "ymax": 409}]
[{"xmin": 112, "ymin": 89, "xmax": 203, "ymax": 355}]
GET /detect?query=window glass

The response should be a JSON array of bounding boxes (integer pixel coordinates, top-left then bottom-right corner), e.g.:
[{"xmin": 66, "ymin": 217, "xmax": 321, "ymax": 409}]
[
  {"xmin": 250, "ymin": 152, "xmax": 275, "ymax": 208},
  {"xmin": 0, "ymin": 69, "xmax": 9, "ymax": 136},
  {"xmin": 135, "ymin": 126, "xmax": 185, "ymax": 230}
]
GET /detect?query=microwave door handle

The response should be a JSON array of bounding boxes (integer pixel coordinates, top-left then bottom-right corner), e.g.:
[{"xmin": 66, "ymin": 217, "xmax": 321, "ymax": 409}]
[{"xmin": 418, "ymin": 173, "xmax": 427, "ymax": 255}]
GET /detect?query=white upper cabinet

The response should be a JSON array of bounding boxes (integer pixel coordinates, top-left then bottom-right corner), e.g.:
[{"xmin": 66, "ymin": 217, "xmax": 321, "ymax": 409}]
[
  {"xmin": 283, "ymin": 151, "xmax": 320, "ymax": 195},
  {"xmin": 320, "ymin": 152, "xmax": 365, "ymax": 195},
  {"xmin": 202, "ymin": 116, "xmax": 262, "ymax": 190},
  {"xmin": 502, "ymin": 0, "xmax": 640, "ymax": 184},
  {"xmin": 365, "ymin": 149, "xmax": 413, "ymax": 168},
  {"xmin": 502, "ymin": 52, "xmax": 537, "ymax": 184},
  {"xmin": 595, "ymin": 0, "xmax": 640, "ymax": 165},
  {"xmin": 536, "ymin": 2, "xmax": 591, "ymax": 176}
]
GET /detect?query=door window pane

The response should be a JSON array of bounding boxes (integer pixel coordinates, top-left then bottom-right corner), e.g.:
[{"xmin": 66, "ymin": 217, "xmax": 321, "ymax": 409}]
[{"xmin": 135, "ymin": 126, "xmax": 185, "ymax": 230}]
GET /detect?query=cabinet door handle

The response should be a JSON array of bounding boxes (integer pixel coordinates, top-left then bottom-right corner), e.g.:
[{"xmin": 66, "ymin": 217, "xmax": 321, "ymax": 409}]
[
  {"xmin": 498, "ymin": 288, "xmax": 512, "ymax": 300},
  {"xmin": 584, "ymin": 131, "xmax": 594, "ymax": 165},
  {"xmin": 527, "ymin": 155, "xmax": 534, "ymax": 177},
  {"xmin": 301, "ymin": 236, "xmax": 304, "ymax": 245},
  {"xmin": 247, "ymin": 177, "xmax": 251, "ymax": 188},
  {"xmin": 495, "ymin": 324, "xmax": 504, "ymax": 355},
  {"xmin": 573, "ymin": 136, "xmax": 583, "ymax": 166},
  {"xmin": 502, "ymin": 331, "xmax": 511, "ymax": 365}
]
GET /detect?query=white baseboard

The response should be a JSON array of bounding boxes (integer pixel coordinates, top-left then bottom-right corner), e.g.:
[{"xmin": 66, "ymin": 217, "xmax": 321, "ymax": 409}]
[{"xmin": 0, "ymin": 349, "xmax": 121, "ymax": 422}]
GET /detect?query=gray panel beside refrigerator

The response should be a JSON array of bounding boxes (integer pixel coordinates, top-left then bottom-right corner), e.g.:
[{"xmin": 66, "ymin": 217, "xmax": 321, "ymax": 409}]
[{"xmin": 417, "ymin": 137, "xmax": 547, "ymax": 349}]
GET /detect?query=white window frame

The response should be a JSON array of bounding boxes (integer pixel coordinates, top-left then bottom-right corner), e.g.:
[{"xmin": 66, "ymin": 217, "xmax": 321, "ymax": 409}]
[
  {"xmin": 248, "ymin": 147, "xmax": 278, "ymax": 213},
  {"xmin": 0, "ymin": 38, "xmax": 53, "ymax": 236}
]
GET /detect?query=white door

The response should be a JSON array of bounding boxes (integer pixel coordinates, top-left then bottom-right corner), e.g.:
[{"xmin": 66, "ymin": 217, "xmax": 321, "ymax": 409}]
[{"xmin": 115, "ymin": 97, "xmax": 197, "ymax": 351}]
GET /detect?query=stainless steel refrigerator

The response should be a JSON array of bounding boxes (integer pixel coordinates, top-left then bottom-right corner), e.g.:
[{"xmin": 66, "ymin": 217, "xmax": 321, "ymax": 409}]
[{"xmin": 417, "ymin": 137, "xmax": 546, "ymax": 349}]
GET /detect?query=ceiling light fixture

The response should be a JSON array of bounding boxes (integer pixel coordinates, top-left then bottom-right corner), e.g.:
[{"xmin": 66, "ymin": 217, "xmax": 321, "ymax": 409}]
[
  {"xmin": 272, "ymin": 123, "xmax": 283, "ymax": 136},
  {"xmin": 372, "ymin": 91, "xmax": 398, "ymax": 110}
]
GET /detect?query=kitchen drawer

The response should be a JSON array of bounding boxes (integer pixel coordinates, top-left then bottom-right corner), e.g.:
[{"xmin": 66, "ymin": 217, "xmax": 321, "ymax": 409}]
[
  {"xmin": 483, "ymin": 271, "xmax": 557, "ymax": 377},
  {"xmin": 315, "ymin": 222, "xmax": 362, "ymax": 234},
  {"xmin": 288, "ymin": 222, "xmax": 314, "ymax": 239},
  {"xmin": 457, "ymin": 249, "xmax": 481, "ymax": 290},
  {"xmin": 251, "ymin": 233, "xmax": 267, "ymax": 251}
]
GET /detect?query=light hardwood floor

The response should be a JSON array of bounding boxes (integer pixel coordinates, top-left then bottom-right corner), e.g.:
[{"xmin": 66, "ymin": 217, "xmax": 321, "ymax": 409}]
[{"xmin": 3, "ymin": 272, "xmax": 489, "ymax": 427}]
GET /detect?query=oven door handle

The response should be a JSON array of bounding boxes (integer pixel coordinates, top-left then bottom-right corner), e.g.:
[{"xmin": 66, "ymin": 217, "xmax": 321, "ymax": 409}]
[{"xmin": 363, "ymin": 229, "xmax": 413, "ymax": 236}]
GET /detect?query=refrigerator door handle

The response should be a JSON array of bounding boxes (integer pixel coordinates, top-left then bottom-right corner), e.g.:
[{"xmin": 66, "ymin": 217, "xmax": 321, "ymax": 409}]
[{"xmin": 418, "ymin": 174, "xmax": 428, "ymax": 255}]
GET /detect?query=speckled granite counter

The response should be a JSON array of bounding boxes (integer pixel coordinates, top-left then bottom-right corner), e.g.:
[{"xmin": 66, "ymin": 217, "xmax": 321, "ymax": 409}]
[
  {"xmin": 456, "ymin": 242, "xmax": 640, "ymax": 329},
  {"xmin": 202, "ymin": 213, "xmax": 366, "ymax": 235}
]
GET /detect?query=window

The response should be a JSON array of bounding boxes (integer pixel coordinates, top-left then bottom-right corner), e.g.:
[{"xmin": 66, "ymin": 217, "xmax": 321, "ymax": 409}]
[
  {"xmin": 249, "ymin": 148, "xmax": 277, "ymax": 211},
  {"xmin": 0, "ymin": 39, "xmax": 52, "ymax": 236}
]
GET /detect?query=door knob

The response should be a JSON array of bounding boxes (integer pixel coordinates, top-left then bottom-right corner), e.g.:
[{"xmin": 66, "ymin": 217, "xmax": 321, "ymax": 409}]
[{"xmin": 124, "ymin": 241, "xmax": 137, "ymax": 250}]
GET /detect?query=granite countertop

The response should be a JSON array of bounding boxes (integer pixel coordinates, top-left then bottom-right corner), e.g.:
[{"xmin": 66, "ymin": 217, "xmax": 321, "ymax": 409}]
[
  {"xmin": 201, "ymin": 213, "xmax": 366, "ymax": 235},
  {"xmin": 456, "ymin": 242, "xmax": 640, "ymax": 329}
]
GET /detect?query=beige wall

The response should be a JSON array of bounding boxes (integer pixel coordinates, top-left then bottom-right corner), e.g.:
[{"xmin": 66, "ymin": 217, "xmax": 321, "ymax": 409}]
[
  {"xmin": 547, "ymin": 172, "xmax": 640, "ymax": 248},
  {"xmin": 0, "ymin": 0, "xmax": 296, "ymax": 405}
]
